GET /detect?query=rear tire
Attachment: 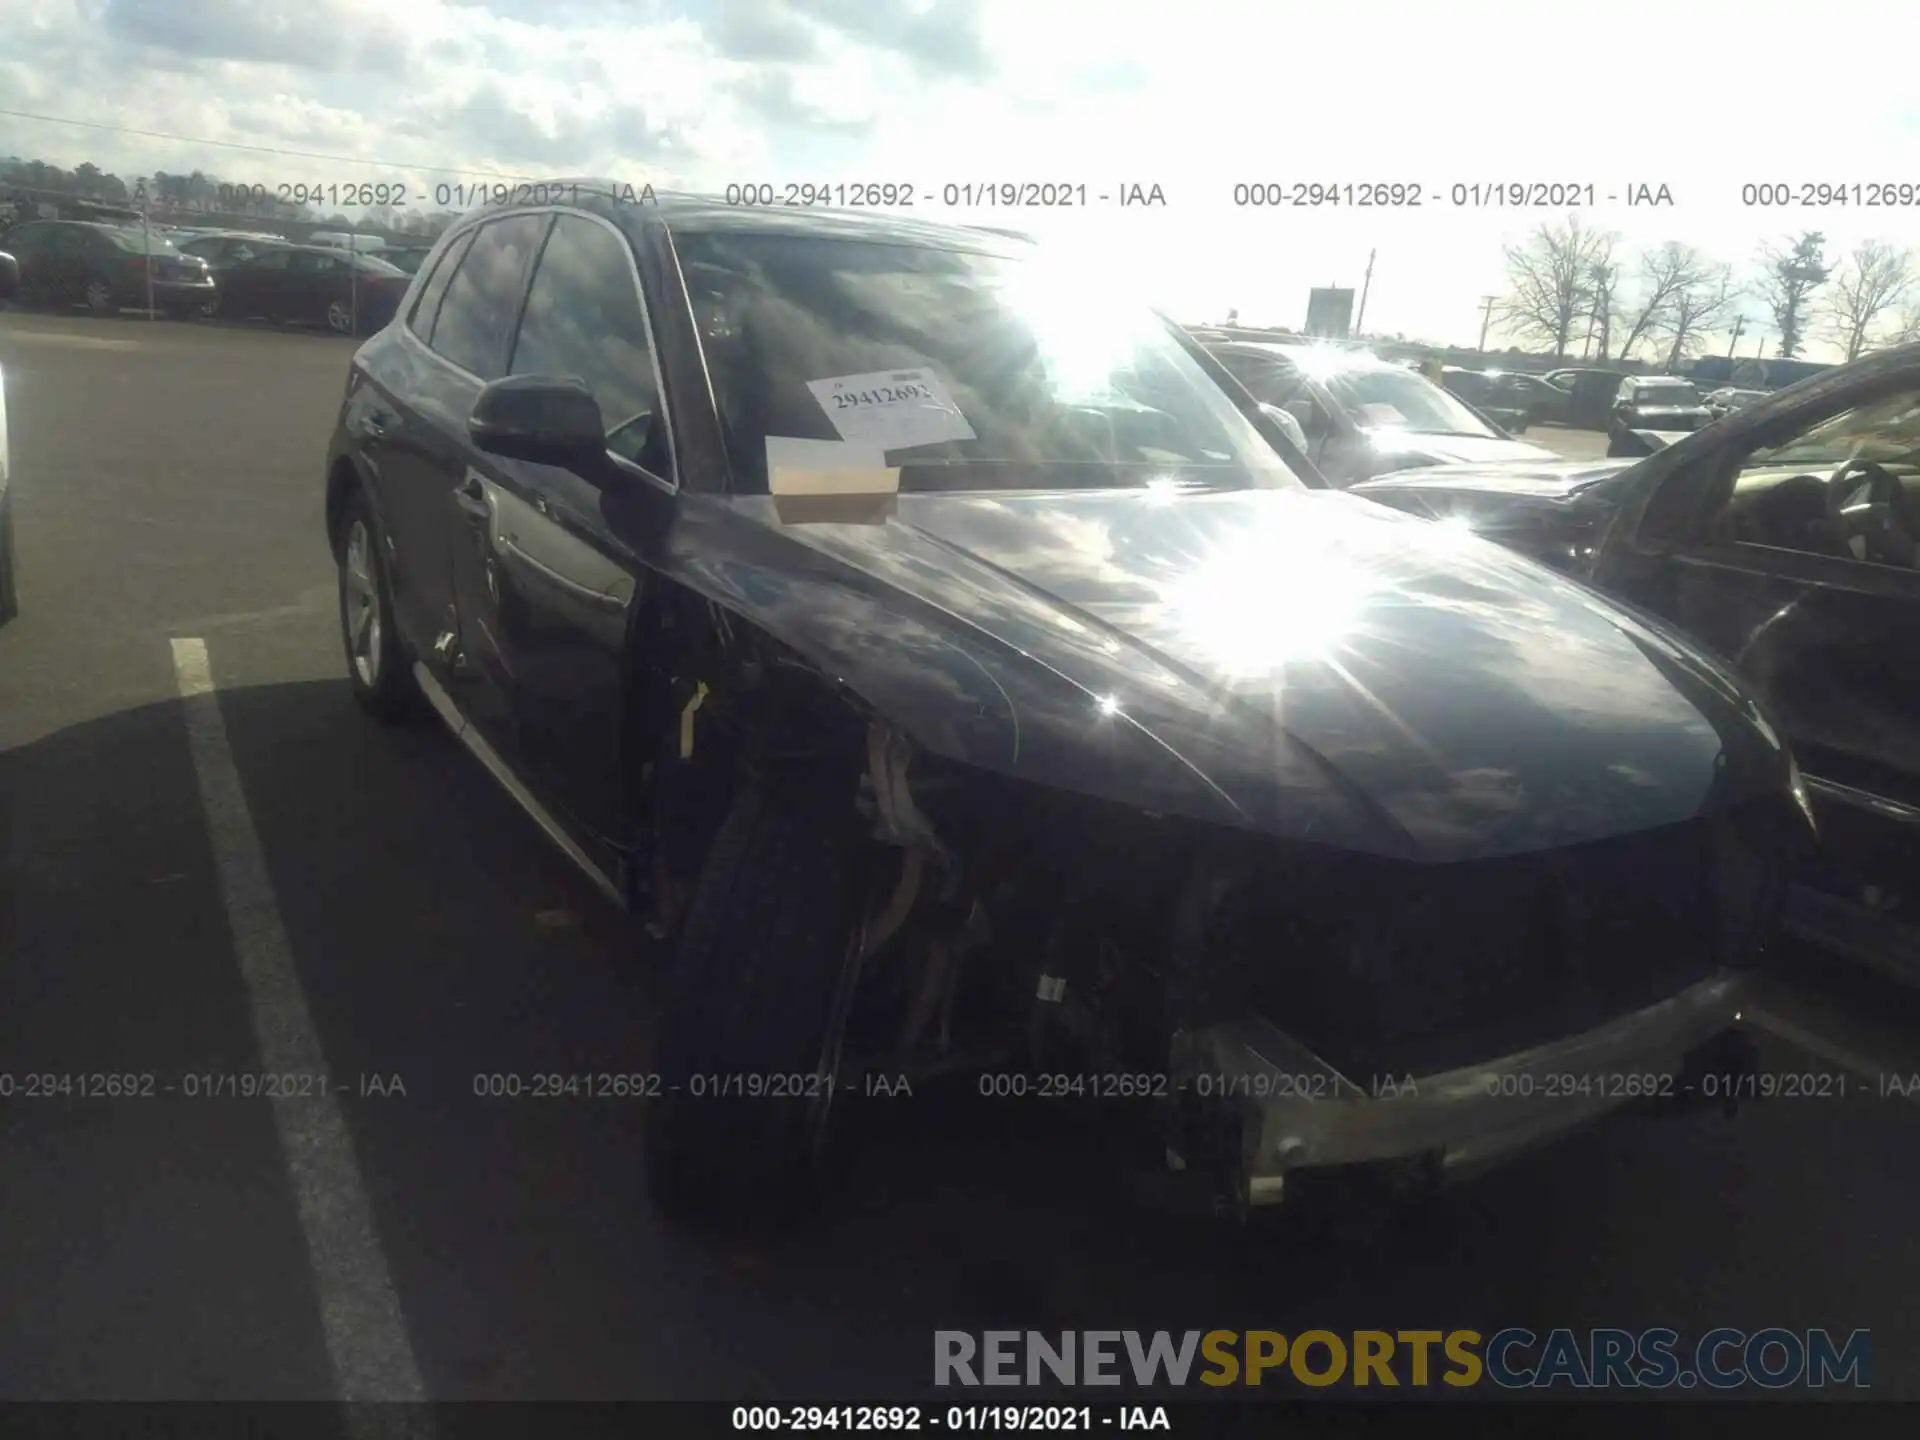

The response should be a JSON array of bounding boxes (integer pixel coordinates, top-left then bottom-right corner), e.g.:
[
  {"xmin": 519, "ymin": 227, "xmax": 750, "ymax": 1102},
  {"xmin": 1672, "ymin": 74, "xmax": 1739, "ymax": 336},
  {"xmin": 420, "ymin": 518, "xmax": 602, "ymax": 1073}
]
[
  {"xmin": 645, "ymin": 777, "xmax": 869, "ymax": 1229},
  {"xmin": 83, "ymin": 276, "xmax": 116, "ymax": 316},
  {"xmin": 335, "ymin": 489, "xmax": 420, "ymax": 721}
]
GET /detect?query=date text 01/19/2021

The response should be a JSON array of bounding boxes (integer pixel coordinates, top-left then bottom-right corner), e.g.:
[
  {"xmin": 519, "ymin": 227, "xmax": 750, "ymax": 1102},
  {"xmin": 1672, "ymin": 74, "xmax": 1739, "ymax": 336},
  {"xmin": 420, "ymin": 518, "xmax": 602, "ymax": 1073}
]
[
  {"xmin": 719, "ymin": 183, "xmax": 1167, "ymax": 209},
  {"xmin": 0, "ymin": 1071, "xmax": 407, "ymax": 1099},
  {"xmin": 130, "ymin": 180, "xmax": 661, "ymax": 211},
  {"xmin": 731, "ymin": 1406, "xmax": 1171, "ymax": 1432},
  {"xmin": 1227, "ymin": 182, "xmax": 1675, "ymax": 208}
]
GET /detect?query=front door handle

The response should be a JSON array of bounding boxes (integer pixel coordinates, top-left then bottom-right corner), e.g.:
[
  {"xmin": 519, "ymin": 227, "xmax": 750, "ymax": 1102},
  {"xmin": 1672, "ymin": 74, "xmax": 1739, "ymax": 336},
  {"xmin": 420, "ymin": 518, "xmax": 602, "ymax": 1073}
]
[{"xmin": 452, "ymin": 473, "xmax": 490, "ymax": 520}]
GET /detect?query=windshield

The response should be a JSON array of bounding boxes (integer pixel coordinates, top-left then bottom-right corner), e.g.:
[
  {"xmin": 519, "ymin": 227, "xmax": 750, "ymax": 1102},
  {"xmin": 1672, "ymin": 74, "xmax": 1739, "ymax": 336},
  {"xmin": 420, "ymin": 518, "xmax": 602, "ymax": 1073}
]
[
  {"xmin": 103, "ymin": 227, "xmax": 182, "ymax": 256},
  {"xmin": 1313, "ymin": 361, "xmax": 1500, "ymax": 437},
  {"xmin": 674, "ymin": 232, "xmax": 1303, "ymax": 495},
  {"xmin": 1632, "ymin": 383, "xmax": 1700, "ymax": 406},
  {"xmin": 1749, "ymin": 390, "xmax": 1920, "ymax": 469}
]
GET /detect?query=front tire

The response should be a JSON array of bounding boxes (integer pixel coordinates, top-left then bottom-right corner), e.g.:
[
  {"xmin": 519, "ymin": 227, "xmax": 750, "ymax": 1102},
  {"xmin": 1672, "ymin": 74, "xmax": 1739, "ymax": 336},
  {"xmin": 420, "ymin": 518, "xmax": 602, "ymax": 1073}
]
[
  {"xmin": 646, "ymin": 777, "xmax": 869, "ymax": 1228},
  {"xmin": 336, "ymin": 490, "xmax": 418, "ymax": 720}
]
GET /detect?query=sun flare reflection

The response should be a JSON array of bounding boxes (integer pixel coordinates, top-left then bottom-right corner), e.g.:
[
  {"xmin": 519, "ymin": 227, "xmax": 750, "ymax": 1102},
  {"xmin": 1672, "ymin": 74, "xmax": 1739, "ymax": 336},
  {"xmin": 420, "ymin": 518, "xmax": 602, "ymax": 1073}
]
[{"xmin": 1166, "ymin": 507, "xmax": 1379, "ymax": 675}]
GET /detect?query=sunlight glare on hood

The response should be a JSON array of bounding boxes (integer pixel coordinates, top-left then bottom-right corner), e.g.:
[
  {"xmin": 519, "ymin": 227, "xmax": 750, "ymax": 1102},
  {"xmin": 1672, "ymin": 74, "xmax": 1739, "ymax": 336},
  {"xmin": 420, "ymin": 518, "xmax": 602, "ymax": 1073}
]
[{"xmin": 1166, "ymin": 505, "xmax": 1378, "ymax": 675}]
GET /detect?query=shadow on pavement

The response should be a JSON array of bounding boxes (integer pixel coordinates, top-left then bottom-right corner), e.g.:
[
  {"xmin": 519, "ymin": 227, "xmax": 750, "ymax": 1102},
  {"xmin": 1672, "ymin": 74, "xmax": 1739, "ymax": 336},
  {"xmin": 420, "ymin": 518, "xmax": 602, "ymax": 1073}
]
[{"xmin": 4, "ymin": 679, "xmax": 1919, "ymax": 1398}]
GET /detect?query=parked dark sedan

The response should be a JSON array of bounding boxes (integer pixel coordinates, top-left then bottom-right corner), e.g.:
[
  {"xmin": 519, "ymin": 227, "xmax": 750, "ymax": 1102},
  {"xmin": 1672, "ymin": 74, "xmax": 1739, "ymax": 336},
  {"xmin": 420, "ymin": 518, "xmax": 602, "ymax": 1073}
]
[
  {"xmin": 1439, "ymin": 368, "xmax": 1570, "ymax": 431},
  {"xmin": 381, "ymin": 244, "xmax": 436, "ymax": 276},
  {"xmin": 325, "ymin": 186, "xmax": 1788, "ymax": 1227},
  {"xmin": 1207, "ymin": 340, "xmax": 1557, "ymax": 485},
  {"xmin": 178, "ymin": 231, "xmax": 287, "ymax": 275},
  {"xmin": 0, "ymin": 250, "xmax": 15, "ymax": 624},
  {"xmin": 1354, "ymin": 347, "xmax": 1920, "ymax": 978},
  {"xmin": 214, "ymin": 245, "xmax": 410, "ymax": 334},
  {"xmin": 0, "ymin": 218, "xmax": 214, "ymax": 317}
]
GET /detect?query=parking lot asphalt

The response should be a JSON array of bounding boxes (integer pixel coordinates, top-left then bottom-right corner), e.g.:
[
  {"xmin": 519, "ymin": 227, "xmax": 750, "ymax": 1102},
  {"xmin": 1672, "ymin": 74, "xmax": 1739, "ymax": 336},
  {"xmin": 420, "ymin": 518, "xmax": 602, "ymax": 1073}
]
[{"xmin": 4, "ymin": 308, "xmax": 1920, "ymax": 1402}]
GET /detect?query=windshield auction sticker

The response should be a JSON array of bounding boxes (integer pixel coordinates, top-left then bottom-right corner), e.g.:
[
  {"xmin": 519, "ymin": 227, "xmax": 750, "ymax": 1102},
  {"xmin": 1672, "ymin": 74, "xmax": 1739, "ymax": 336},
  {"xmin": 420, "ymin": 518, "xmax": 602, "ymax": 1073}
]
[{"xmin": 805, "ymin": 368, "xmax": 978, "ymax": 449}]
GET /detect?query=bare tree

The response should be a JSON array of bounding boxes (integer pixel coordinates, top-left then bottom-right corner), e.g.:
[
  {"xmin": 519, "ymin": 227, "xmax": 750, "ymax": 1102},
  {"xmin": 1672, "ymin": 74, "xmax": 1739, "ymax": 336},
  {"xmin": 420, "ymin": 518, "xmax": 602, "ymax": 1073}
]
[
  {"xmin": 1656, "ymin": 264, "xmax": 1740, "ymax": 369},
  {"xmin": 1496, "ymin": 214, "xmax": 1615, "ymax": 358},
  {"xmin": 1757, "ymin": 232, "xmax": 1830, "ymax": 358},
  {"xmin": 1619, "ymin": 243, "xmax": 1720, "ymax": 358},
  {"xmin": 1585, "ymin": 259, "xmax": 1620, "ymax": 359},
  {"xmin": 1893, "ymin": 306, "xmax": 1920, "ymax": 346},
  {"xmin": 1823, "ymin": 240, "xmax": 1915, "ymax": 361}
]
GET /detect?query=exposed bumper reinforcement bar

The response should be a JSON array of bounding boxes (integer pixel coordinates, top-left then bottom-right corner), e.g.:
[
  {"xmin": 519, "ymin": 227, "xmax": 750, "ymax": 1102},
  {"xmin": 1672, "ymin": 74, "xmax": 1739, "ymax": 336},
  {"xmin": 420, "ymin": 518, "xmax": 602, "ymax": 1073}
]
[{"xmin": 1183, "ymin": 972, "xmax": 1750, "ymax": 1207}]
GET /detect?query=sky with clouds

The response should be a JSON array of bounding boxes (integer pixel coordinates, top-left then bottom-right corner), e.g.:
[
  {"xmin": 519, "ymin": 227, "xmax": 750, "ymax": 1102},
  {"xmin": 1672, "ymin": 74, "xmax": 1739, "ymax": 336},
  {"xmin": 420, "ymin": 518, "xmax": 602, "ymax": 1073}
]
[{"xmin": 3, "ymin": 0, "xmax": 1917, "ymax": 358}]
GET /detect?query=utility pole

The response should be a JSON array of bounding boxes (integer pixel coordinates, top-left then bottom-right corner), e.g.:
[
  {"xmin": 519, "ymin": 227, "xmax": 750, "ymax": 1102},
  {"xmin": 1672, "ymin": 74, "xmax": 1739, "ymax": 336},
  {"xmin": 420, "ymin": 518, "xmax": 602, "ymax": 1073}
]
[
  {"xmin": 1352, "ymin": 249, "xmax": 1376, "ymax": 338},
  {"xmin": 1725, "ymin": 315, "xmax": 1746, "ymax": 358},
  {"xmin": 1478, "ymin": 295, "xmax": 1498, "ymax": 352}
]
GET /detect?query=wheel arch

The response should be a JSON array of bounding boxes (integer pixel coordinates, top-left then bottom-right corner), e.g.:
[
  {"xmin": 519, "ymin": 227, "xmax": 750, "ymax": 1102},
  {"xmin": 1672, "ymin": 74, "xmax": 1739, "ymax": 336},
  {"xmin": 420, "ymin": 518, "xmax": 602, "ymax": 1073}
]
[{"xmin": 325, "ymin": 452, "xmax": 374, "ymax": 561}]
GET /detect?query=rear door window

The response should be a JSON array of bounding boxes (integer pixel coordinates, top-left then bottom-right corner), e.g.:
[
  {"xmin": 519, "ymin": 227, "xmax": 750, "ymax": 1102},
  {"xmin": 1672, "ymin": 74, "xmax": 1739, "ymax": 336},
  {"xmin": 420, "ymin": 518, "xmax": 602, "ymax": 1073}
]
[
  {"xmin": 407, "ymin": 230, "xmax": 474, "ymax": 341},
  {"xmin": 427, "ymin": 215, "xmax": 552, "ymax": 379}
]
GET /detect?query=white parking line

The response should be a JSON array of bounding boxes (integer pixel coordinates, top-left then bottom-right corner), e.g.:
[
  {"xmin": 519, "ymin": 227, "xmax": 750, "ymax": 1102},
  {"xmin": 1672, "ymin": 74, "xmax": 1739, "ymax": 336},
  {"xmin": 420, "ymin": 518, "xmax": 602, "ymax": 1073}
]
[{"xmin": 169, "ymin": 637, "xmax": 426, "ymax": 1403}]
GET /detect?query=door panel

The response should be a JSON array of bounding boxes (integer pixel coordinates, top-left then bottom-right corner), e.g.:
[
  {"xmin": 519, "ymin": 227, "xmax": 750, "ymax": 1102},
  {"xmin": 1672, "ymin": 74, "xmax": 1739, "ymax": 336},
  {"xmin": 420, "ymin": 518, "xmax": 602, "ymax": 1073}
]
[
  {"xmin": 449, "ymin": 460, "xmax": 662, "ymax": 841},
  {"xmin": 444, "ymin": 209, "xmax": 676, "ymax": 844},
  {"xmin": 371, "ymin": 216, "xmax": 547, "ymax": 666},
  {"xmin": 372, "ymin": 352, "xmax": 482, "ymax": 659}
]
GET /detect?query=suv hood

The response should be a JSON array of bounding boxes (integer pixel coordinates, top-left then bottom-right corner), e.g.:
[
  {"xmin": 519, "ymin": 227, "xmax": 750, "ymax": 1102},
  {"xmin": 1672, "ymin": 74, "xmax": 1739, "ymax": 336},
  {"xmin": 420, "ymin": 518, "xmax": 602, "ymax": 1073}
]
[
  {"xmin": 1362, "ymin": 429, "xmax": 1558, "ymax": 469},
  {"xmin": 672, "ymin": 486, "xmax": 1788, "ymax": 863},
  {"xmin": 1353, "ymin": 458, "xmax": 1638, "ymax": 503}
]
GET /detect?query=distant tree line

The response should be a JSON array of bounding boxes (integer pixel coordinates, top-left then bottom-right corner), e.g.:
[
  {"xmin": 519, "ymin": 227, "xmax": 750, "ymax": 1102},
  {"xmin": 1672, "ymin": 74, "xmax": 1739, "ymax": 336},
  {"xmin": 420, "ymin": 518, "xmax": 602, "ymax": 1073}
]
[
  {"xmin": 0, "ymin": 154, "xmax": 460, "ymax": 239},
  {"xmin": 1498, "ymin": 216, "xmax": 1920, "ymax": 365}
]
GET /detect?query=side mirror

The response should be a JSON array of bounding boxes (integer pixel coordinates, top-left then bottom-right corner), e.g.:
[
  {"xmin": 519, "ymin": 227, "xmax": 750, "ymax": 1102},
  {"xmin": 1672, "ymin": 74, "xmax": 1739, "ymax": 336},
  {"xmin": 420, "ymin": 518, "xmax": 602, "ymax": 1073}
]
[
  {"xmin": 0, "ymin": 251, "xmax": 18, "ymax": 302},
  {"xmin": 1258, "ymin": 402, "xmax": 1309, "ymax": 454},
  {"xmin": 468, "ymin": 374, "xmax": 607, "ymax": 470}
]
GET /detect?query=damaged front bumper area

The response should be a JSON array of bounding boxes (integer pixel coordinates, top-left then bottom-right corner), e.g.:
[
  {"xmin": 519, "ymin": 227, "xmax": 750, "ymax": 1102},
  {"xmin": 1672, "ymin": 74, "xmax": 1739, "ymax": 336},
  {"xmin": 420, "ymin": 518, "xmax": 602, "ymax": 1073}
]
[{"xmin": 1178, "ymin": 972, "xmax": 1751, "ymax": 1209}]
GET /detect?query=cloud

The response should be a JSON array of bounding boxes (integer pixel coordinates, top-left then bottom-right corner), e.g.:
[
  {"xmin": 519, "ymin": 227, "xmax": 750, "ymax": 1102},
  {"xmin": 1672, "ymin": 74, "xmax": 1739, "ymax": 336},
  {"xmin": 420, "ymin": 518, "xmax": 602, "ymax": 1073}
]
[
  {"xmin": 97, "ymin": 0, "xmax": 414, "ymax": 73},
  {"xmin": 724, "ymin": 70, "xmax": 876, "ymax": 139},
  {"xmin": 5, "ymin": 0, "xmax": 1914, "ymax": 358},
  {"xmin": 445, "ymin": 82, "xmax": 704, "ymax": 170},
  {"xmin": 705, "ymin": 0, "xmax": 823, "ymax": 63}
]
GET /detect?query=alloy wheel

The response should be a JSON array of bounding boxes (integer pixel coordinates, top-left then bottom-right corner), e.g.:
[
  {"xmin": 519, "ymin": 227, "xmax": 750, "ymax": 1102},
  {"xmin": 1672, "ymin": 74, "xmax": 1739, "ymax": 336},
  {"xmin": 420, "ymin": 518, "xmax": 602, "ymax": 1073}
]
[
  {"xmin": 85, "ymin": 279, "xmax": 113, "ymax": 315},
  {"xmin": 342, "ymin": 520, "xmax": 382, "ymax": 688},
  {"xmin": 327, "ymin": 301, "xmax": 354, "ymax": 335}
]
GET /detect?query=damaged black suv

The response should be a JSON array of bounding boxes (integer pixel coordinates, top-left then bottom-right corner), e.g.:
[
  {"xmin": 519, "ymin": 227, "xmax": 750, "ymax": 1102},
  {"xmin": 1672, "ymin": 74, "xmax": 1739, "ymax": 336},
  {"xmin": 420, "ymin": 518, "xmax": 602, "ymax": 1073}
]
[{"xmin": 325, "ymin": 188, "xmax": 1800, "ymax": 1225}]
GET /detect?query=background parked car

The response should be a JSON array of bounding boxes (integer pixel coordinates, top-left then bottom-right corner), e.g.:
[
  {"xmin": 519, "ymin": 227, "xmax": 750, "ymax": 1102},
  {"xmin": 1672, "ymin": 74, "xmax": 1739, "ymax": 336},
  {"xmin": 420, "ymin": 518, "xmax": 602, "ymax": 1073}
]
[
  {"xmin": 0, "ymin": 219, "xmax": 213, "ymax": 318},
  {"xmin": 179, "ymin": 233, "xmax": 291, "ymax": 317},
  {"xmin": 1207, "ymin": 339, "xmax": 1557, "ymax": 484},
  {"xmin": 1353, "ymin": 344, "xmax": 1920, "ymax": 980},
  {"xmin": 0, "ymin": 250, "xmax": 15, "ymax": 625},
  {"xmin": 1439, "ymin": 368, "xmax": 1571, "ymax": 431},
  {"xmin": 212, "ymin": 244, "xmax": 410, "ymax": 334},
  {"xmin": 1438, "ymin": 367, "xmax": 1532, "ymax": 431},
  {"xmin": 381, "ymin": 244, "xmax": 436, "ymax": 276},
  {"xmin": 1502, "ymin": 371, "xmax": 1576, "ymax": 426},
  {"xmin": 1706, "ymin": 386, "xmax": 1769, "ymax": 419},
  {"xmin": 308, "ymin": 232, "xmax": 387, "ymax": 254},
  {"xmin": 1609, "ymin": 375, "xmax": 1713, "ymax": 445}
]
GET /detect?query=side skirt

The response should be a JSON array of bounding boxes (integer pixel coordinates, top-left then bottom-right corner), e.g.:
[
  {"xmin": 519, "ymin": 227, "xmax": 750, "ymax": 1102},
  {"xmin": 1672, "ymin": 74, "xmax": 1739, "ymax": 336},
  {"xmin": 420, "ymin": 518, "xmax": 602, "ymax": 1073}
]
[{"xmin": 411, "ymin": 661, "xmax": 629, "ymax": 911}]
